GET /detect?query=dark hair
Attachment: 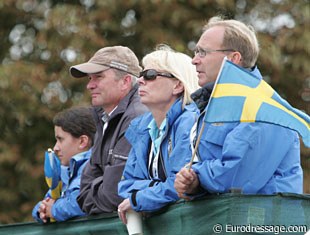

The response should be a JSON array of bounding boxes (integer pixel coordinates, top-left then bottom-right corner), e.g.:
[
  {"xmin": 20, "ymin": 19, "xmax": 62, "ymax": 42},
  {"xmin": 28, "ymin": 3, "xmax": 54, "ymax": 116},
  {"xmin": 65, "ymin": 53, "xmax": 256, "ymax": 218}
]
[{"xmin": 53, "ymin": 106, "xmax": 96, "ymax": 144}]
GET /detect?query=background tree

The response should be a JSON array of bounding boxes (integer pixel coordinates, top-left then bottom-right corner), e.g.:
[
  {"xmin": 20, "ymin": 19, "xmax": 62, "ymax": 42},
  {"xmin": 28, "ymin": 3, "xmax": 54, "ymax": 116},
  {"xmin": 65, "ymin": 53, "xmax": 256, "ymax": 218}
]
[{"xmin": 0, "ymin": 0, "xmax": 309, "ymax": 224}]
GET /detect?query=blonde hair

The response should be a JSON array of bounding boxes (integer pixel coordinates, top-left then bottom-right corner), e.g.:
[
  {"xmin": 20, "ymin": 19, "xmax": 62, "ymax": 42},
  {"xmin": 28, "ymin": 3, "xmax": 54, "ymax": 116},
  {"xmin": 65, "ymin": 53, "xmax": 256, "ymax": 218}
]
[
  {"xmin": 204, "ymin": 16, "xmax": 259, "ymax": 68},
  {"xmin": 142, "ymin": 45, "xmax": 199, "ymax": 108}
]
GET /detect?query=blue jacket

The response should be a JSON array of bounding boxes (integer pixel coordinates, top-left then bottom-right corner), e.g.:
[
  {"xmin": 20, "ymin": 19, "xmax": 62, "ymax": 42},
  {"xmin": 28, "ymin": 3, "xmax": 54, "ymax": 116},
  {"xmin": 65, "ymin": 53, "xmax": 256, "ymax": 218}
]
[
  {"xmin": 192, "ymin": 67, "xmax": 303, "ymax": 195},
  {"xmin": 32, "ymin": 150, "xmax": 91, "ymax": 222},
  {"xmin": 118, "ymin": 99, "xmax": 198, "ymax": 212}
]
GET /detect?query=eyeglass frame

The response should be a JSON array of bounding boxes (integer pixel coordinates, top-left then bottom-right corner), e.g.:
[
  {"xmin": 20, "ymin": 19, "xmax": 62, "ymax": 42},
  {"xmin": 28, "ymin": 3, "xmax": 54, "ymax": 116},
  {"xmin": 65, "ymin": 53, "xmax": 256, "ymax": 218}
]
[
  {"xmin": 139, "ymin": 69, "xmax": 175, "ymax": 81},
  {"xmin": 194, "ymin": 47, "xmax": 235, "ymax": 58}
]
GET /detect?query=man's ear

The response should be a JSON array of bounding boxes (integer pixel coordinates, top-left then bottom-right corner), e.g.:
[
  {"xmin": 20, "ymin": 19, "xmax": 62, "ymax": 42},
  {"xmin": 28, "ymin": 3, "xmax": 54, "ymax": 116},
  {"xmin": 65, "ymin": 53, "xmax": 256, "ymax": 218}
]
[
  {"xmin": 172, "ymin": 80, "xmax": 184, "ymax": 96},
  {"xmin": 228, "ymin": 51, "xmax": 242, "ymax": 65},
  {"xmin": 121, "ymin": 74, "xmax": 133, "ymax": 91}
]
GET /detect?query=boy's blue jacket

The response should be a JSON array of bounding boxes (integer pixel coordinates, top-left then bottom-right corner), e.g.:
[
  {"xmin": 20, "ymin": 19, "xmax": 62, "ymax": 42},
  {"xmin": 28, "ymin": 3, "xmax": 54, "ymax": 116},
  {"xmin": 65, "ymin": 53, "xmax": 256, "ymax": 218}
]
[
  {"xmin": 192, "ymin": 67, "xmax": 303, "ymax": 195},
  {"xmin": 32, "ymin": 149, "xmax": 91, "ymax": 222},
  {"xmin": 118, "ymin": 99, "xmax": 198, "ymax": 212}
]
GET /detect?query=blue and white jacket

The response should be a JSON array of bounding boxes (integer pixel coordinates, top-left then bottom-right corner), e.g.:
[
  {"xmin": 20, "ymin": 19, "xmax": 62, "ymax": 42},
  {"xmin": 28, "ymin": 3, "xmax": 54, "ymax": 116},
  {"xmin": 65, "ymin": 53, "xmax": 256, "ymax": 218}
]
[
  {"xmin": 192, "ymin": 67, "xmax": 303, "ymax": 195},
  {"xmin": 118, "ymin": 99, "xmax": 198, "ymax": 212},
  {"xmin": 32, "ymin": 149, "xmax": 91, "ymax": 222}
]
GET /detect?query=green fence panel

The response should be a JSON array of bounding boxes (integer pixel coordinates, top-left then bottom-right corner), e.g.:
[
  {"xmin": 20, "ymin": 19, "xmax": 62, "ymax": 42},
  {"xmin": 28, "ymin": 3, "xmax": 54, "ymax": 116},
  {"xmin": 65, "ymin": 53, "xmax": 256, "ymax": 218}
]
[{"xmin": 0, "ymin": 193, "xmax": 309, "ymax": 235}]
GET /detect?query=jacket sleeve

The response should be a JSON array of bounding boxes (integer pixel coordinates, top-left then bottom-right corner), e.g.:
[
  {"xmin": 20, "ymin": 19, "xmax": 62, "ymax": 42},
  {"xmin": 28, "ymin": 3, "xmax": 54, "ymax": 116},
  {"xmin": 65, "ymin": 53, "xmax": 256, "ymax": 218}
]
[
  {"xmin": 32, "ymin": 201, "xmax": 43, "ymax": 223},
  {"xmin": 32, "ymin": 191, "xmax": 51, "ymax": 223},
  {"xmin": 118, "ymin": 115, "xmax": 154, "ymax": 200},
  {"xmin": 51, "ymin": 182, "xmax": 85, "ymax": 222},
  {"xmin": 193, "ymin": 122, "xmax": 301, "ymax": 194},
  {"xmin": 118, "ymin": 146, "xmax": 153, "ymax": 200}
]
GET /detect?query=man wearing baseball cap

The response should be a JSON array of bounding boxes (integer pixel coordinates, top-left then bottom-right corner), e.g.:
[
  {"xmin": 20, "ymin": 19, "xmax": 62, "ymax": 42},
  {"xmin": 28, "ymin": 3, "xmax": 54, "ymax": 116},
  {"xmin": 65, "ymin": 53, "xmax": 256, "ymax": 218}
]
[{"xmin": 70, "ymin": 46, "xmax": 148, "ymax": 214}]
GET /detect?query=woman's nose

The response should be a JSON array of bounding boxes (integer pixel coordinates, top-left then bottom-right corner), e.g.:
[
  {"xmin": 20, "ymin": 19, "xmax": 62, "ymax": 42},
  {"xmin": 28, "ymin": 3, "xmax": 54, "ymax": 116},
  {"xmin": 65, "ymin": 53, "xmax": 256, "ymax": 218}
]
[{"xmin": 138, "ymin": 76, "xmax": 145, "ymax": 85}]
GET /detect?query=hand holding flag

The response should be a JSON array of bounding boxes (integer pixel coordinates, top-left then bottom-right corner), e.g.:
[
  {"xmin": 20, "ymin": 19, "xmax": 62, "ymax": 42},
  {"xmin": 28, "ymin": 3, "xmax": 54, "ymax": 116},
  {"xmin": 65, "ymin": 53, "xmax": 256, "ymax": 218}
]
[{"xmin": 44, "ymin": 148, "xmax": 62, "ymax": 222}]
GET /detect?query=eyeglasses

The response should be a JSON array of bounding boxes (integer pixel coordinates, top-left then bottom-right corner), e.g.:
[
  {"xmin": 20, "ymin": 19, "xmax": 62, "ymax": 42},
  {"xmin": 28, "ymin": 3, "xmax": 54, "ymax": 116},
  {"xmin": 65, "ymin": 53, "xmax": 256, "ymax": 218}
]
[
  {"xmin": 194, "ymin": 47, "xmax": 235, "ymax": 58},
  {"xmin": 139, "ymin": 69, "xmax": 175, "ymax": 81}
]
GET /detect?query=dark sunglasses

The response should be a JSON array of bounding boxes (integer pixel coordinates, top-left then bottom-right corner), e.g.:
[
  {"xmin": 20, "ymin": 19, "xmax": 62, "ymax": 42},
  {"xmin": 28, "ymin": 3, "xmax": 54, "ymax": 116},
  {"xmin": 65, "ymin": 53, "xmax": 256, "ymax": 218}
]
[{"xmin": 139, "ymin": 69, "xmax": 175, "ymax": 81}]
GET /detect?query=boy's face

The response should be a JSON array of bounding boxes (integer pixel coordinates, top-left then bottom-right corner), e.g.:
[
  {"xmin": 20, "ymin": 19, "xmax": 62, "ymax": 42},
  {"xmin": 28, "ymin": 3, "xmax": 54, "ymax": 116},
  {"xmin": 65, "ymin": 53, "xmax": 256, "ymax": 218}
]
[{"xmin": 53, "ymin": 126, "xmax": 81, "ymax": 166}]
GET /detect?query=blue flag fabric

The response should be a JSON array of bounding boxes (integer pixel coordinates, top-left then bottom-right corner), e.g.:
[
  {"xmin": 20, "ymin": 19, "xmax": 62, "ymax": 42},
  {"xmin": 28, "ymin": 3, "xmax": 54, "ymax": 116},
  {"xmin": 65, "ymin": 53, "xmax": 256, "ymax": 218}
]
[
  {"xmin": 44, "ymin": 149, "xmax": 62, "ymax": 200},
  {"xmin": 204, "ymin": 59, "xmax": 310, "ymax": 147}
]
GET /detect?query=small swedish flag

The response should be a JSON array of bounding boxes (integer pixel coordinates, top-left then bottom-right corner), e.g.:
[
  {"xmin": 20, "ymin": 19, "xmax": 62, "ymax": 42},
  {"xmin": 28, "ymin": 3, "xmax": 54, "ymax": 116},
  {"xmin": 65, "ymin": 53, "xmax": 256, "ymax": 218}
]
[{"xmin": 44, "ymin": 149, "xmax": 62, "ymax": 201}]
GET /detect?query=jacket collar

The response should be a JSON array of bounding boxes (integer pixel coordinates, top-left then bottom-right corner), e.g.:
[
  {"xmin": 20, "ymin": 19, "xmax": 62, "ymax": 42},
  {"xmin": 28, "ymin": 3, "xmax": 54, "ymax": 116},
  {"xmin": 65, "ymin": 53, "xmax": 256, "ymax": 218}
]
[
  {"xmin": 191, "ymin": 82, "xmax": 214, "ymax": 112},
  {"xmin": 68, "ymin": 149, "xmax": 91, "ymax": 178}
]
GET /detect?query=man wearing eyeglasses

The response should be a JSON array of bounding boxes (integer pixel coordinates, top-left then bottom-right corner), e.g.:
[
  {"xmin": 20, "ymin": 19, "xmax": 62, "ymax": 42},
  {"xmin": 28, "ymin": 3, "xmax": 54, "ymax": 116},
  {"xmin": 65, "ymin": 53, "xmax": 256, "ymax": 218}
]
[
  {"xmin": 69, "ymin": 46, "xmax": 148, "ymax": 214},
  {"xmin": 174, "ymin": 16, "xmax": 303, "ymax": 198}
]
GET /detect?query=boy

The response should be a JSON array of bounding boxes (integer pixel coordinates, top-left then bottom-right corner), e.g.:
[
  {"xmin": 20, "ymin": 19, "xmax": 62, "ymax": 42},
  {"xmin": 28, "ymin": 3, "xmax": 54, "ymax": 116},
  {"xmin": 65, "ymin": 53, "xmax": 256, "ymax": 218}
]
[{"xmin": 32, "ymin": 106, "xmax": 96, "ymax": 223}]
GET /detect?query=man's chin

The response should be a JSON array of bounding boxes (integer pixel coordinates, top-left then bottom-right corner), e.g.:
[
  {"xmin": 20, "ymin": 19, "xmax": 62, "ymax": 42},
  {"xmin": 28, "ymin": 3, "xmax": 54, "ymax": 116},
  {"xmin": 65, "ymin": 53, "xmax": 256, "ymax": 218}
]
[
  {"xmin": 91, "ymin": 100, "xmax": 102, "ymax": 107},
  {"xmin": 198, "ymin": 77, "xmax": 213, "ymax": 87},
  {"xmin": 198, "ymin": 79, "xmax": 206, "ymax": 87}
]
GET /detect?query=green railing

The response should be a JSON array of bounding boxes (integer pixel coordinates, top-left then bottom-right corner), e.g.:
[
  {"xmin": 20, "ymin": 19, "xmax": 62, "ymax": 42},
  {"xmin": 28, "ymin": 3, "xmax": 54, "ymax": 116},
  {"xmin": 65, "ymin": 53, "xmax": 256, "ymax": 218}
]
[{"xmin": 0, "ymin": 193, "xmax": 309, "ymax": 235}]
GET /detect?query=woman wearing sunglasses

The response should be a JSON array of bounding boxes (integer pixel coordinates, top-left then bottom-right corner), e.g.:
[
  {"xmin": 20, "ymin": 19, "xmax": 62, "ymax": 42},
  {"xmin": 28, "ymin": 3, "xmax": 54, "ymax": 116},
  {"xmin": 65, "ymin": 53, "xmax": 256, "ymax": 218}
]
[{"xmin": 117, "ymin": 45, "xmax": 199, "ymax": 224}]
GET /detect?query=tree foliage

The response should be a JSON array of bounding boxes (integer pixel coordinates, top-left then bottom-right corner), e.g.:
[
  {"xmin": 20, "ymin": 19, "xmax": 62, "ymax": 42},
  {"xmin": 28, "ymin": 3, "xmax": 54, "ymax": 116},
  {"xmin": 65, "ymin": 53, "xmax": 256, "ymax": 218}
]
[{"xmin": 0, "ymin": 0, "xmax": 309, "ymax": 224}]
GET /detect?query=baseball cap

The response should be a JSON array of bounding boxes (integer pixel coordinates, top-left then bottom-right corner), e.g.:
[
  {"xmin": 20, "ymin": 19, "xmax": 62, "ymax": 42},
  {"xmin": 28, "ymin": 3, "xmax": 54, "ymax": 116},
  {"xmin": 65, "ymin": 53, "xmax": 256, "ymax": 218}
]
[{"xmin": 70, "ymin": 46, "xmax": 141, "ymax": 78}]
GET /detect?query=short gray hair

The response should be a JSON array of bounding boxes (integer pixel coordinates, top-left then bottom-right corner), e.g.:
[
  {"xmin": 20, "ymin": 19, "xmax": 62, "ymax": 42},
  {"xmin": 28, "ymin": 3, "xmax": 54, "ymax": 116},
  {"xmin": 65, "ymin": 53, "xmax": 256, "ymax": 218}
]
[{"xmin": 112, "ymin": 68, "xmax": 138, "ymax": 87}]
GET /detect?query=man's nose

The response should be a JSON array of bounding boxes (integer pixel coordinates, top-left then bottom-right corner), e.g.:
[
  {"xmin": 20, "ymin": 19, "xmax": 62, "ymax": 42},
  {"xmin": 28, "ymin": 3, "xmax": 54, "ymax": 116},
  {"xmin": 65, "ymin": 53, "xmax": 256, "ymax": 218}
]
[
  {"xmin": 87, "ymin": 78, "xmax": 96, "ymax": 90},
  {"xmin": 192, "ymin": 54, "xmax": 200, "ymax": 65}
]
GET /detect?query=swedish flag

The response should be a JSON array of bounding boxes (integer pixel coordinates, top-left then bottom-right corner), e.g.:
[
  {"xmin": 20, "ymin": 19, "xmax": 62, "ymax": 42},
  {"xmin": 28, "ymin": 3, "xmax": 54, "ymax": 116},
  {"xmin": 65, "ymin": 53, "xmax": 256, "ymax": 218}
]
[
  {"xmin": 205, "ymin": 59, "xmax": 310, "ymax": 147},
  {"xmin": 44, "ymin": 149, "xmax": 62, "ymax": 200}
]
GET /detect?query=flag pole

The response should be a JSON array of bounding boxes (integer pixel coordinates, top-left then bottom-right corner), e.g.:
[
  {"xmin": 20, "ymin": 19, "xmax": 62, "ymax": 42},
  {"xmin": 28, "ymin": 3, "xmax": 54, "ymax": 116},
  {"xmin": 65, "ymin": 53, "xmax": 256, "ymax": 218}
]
[
  {"xmin": 187, "ymin": 57, "xmax": 228, "ymax": 170},
  {"xmin": 187, "ymin": 121, "xmax": 205, "ymax": 170}
]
